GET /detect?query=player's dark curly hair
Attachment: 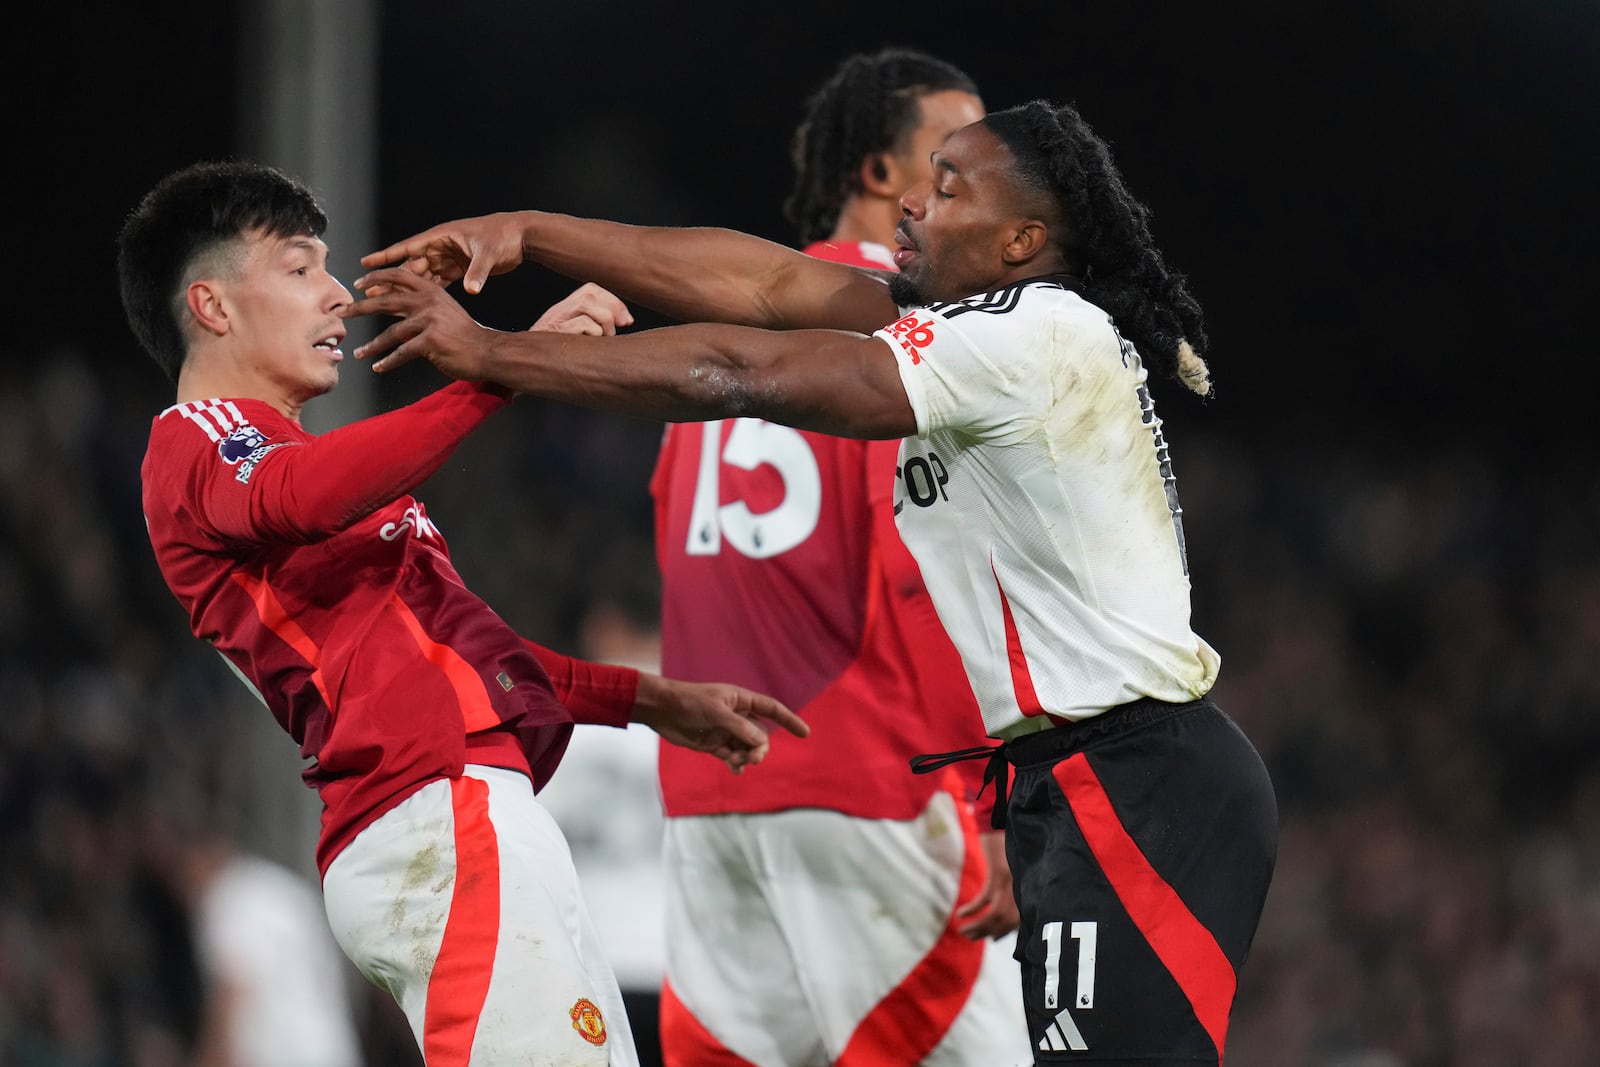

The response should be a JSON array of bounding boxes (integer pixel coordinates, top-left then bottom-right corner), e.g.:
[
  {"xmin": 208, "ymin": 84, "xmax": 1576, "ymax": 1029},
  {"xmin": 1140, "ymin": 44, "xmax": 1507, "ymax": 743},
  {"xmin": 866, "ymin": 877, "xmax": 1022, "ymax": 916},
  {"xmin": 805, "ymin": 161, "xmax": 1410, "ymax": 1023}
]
[
  {"xmin": 985, "ymin": 101, "xmax": 1213, "ymax": 395},
  {"xmin": 784, "ymin": 47, "xmax": 979, "ymax": 245},
  {"xmin": 117, "ymin": 160, "xmax": 328, "ymax": 382}
]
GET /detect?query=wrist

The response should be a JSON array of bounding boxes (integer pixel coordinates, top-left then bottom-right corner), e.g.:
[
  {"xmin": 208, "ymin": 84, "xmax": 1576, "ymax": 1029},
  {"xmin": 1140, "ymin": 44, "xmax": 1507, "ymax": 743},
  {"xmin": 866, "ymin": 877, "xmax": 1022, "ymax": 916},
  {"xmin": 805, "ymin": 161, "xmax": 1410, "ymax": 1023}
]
[
  {"xmin": 517, "ymin": 210, "xmax": 546, "ymax": 262},
  {"xmin": 630, "ymin": 672, "xmax": 667, "ymax": 728}
]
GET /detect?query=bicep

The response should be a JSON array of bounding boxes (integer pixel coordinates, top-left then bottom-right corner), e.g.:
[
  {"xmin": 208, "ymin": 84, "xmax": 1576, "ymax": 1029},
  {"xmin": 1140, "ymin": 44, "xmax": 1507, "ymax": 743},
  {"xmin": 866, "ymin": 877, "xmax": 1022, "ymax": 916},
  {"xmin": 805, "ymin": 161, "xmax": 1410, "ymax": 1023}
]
[{"xmin": 758, "ymin": 258, "xmax": 902, "ymax": 335}]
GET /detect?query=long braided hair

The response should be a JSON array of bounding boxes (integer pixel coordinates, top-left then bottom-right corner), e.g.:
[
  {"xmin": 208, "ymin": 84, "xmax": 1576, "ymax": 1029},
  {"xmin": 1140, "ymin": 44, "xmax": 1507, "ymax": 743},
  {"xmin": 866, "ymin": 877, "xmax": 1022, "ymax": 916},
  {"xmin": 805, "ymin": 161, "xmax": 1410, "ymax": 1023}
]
[
  {"xmin": 985, "ymin": 101, "xmax": 1213, "ymax": 396},
  {"xmin": 784, "ymin": 47, "xmax": 978, "ymax": 245}
]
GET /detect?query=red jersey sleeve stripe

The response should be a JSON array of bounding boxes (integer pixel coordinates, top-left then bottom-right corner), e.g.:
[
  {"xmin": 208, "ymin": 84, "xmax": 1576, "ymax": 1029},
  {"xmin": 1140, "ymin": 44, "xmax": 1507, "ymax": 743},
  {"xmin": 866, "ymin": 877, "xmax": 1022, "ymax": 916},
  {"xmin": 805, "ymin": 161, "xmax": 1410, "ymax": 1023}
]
[
  {"xmin": 835, "ymin": 769, "xmax": 987, "ymax": 1066},
  {"xmin": 391, "ymin": 595, "xmax": 502, "ymax": 734},
  {"xmin": 1053, "ymin": 753, "xmax": 1236, "ymax": 1060},
  {"xmin": 422, "ymin": 776, "xmax": 500, "ymax": 1067},
  {"xmin": 229, "ymin": 571, "xmax": 331, "ymax": 706}
]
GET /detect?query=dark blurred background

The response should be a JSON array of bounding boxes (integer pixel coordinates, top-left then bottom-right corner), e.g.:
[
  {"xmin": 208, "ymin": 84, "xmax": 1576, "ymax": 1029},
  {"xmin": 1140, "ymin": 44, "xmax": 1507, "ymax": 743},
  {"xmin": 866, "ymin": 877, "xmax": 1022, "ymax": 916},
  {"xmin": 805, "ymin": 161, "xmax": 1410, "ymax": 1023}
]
[{"xmin": 3, "ymin": 2, "xmax": 1597, "ymax": 1065}]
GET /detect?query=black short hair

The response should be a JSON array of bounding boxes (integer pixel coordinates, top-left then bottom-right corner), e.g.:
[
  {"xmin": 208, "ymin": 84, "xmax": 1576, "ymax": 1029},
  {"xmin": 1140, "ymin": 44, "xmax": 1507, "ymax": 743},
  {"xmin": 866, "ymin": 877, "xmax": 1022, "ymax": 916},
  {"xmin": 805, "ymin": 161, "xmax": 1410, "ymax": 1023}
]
[
  {"xmin": 117, "ymin": 161, "xmax": 328, "ymax": 382},
  {"xmin": 986, "ymin": 101, "xmax": 1213, "ymax": 395},
  {"xmin": 784, "ymin": 47, "xmax": 978, "ymax": 245}
]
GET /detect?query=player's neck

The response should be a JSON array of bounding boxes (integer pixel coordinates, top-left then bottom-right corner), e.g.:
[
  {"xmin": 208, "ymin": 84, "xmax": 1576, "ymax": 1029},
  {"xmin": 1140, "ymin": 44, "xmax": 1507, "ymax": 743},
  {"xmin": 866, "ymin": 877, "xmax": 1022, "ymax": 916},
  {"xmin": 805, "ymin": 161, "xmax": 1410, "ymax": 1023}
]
[
  {"xmin": 828, "ymin": 195, "xmax": 900, "ymax": 249},
  {"xmin": 176, "ymin": 354, "xmax": 305, "ymax": 423}
]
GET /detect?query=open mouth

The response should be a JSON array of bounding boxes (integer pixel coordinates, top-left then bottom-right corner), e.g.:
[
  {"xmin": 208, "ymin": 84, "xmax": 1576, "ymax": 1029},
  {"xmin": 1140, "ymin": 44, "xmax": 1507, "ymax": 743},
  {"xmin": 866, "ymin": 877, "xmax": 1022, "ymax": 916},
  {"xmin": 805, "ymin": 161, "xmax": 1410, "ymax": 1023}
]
[
  {"xmin": 313, "ymin": 334, "xmax": 345, "ymax": 359},
  {"xmin": 893, "ymin": 224, "xmax": 919, "ymax": 267}
]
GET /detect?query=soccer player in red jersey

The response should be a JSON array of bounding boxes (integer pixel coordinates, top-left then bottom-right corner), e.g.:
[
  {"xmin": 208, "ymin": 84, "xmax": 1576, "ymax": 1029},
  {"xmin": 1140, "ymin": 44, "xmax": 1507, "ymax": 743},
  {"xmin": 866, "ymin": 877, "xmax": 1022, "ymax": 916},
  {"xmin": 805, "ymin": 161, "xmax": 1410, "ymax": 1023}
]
[
  {"xmin": 117, "ymin": 160, "xmax": 807, "ymax": 1067},
  {"xmin": 646, "ymin": 50, "xmax": 1028, "ymax": 1066},
  {"xmin": 346, "ymin": 98, "xmax": 1279, "ymax": 1066}
]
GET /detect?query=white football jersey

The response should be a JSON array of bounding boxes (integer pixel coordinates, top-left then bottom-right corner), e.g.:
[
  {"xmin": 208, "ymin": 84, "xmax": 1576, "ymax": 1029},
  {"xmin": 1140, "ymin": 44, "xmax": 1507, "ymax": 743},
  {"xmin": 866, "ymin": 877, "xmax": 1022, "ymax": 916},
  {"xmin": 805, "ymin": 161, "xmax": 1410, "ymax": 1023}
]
[{"xmin": 878, "ymin": 277, "xmax": 1220, "ymax": 740}]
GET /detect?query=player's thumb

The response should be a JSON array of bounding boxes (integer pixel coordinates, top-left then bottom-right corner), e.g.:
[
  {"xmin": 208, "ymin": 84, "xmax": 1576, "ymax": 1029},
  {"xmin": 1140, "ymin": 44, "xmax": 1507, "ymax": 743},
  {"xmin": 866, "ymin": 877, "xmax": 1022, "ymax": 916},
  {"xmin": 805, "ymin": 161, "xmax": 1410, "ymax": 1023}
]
[{"xmin": 464, "ymin": 240, "xmax": 491, "ymax": 295}]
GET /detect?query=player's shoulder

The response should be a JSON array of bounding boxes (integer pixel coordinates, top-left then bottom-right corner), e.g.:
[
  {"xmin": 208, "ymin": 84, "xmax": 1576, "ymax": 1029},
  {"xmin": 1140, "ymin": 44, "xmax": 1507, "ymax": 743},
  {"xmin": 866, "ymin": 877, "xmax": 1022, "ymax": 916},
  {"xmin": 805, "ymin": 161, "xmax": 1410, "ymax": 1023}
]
[
  {"xmin": 146, "ymin": 397, "xmax": 300, "ymax": 489},
  {"xmin": 153, "ymin": 397, "xmax": 286, "ymax": 447},
  {"xmin": 924, "ymin": 274, "xmax": 1086, "ymax": 323}
]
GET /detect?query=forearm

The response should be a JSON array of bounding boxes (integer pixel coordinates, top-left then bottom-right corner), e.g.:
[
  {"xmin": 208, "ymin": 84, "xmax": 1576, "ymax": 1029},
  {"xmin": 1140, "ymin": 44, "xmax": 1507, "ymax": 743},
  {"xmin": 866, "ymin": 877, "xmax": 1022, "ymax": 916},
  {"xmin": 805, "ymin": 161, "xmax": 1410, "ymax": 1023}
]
[
  {"xmin": 515, "ymin": 212, "xmax": 892, "ymax": 332},
  {"xmin": 481, "ymin": 323, "xmax": 911, "ymax": 439},
  {"xmin": 524, "ymin": 640, "xmax": 640, "ymax": 727},
  {"xmin": 240, "ymin": 381, "xmax": 510, "ymax": 542}
]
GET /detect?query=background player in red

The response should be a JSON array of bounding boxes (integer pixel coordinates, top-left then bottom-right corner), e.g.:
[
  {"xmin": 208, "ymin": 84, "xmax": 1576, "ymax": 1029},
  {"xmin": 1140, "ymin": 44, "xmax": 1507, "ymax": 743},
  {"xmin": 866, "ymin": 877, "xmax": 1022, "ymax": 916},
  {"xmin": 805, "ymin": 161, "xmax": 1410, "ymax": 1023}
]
[
  {"xmin": 117, "ymin": 160, "xmax": 806, "ymax": 1067},
  {"xmin": 345, "ymin": 97, "xmax": 1279, "ymax": 1065},
  {"xmin": 648, "ymin": 48, "xmax": 1028, "ymax": 1066}
]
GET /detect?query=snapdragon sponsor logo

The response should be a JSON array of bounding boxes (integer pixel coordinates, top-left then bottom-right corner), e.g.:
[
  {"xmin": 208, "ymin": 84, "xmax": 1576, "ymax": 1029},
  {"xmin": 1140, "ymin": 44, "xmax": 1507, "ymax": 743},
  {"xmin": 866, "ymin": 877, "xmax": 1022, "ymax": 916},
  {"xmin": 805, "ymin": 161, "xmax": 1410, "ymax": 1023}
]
[{"xmin": 380, "ymin": 504, "xmax": 440, "ymax": 542}]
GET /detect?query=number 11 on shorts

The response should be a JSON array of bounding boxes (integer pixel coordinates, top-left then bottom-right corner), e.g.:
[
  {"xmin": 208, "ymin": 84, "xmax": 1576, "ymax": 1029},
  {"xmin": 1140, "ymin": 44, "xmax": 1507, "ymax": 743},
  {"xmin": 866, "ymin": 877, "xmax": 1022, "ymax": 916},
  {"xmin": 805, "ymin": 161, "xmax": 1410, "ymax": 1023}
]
[
  {"xmin": 1042, "ymin": 921, "xmax": 1097, "ymax": 1009},
  {"xmin": 1040, "ymin": 921, "xmax": 1097, "ymax": 1053}
]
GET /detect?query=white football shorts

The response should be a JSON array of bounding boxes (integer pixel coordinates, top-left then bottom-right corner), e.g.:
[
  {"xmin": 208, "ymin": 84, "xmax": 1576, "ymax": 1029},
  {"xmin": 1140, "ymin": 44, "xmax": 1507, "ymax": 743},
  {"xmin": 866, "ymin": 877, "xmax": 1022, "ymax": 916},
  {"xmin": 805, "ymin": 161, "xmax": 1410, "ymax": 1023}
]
[
  {"xmin": 660, "ymin": 782, "xmax": 1030, "ymax": 1066},
  {"xmin": 323, "ymin": 765, "xmax": 639, "ymax": 1066}
]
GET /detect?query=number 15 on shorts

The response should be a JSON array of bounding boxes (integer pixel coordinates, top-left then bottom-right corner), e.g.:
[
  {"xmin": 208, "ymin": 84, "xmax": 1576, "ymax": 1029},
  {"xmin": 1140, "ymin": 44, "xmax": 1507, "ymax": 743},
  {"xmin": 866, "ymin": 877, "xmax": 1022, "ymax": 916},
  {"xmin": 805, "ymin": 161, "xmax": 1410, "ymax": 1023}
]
[{"xmin": 1040, "ymin": 920, "xmax": 1097, "ymax": 1053}]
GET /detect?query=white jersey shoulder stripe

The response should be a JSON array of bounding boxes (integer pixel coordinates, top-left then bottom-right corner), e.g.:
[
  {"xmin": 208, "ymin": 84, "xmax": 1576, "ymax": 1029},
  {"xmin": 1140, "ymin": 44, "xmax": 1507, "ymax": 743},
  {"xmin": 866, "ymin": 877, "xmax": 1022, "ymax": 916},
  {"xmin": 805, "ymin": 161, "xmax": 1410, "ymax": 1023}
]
[
  {"xmin": 925, "ymin": 276, "xmax": 1080, "ymax": 319},
  {"xmin": 163, "ymin": 399, "xmax": 248, "ymax": 443}
]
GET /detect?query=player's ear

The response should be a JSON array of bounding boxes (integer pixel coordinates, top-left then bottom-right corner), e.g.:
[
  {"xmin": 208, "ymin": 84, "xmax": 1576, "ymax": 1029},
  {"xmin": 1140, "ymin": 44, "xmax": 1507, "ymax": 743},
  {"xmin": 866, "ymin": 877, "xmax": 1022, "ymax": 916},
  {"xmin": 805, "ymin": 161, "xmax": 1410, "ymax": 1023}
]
[
  {"xmin": 1001, "ymin": 220, "xmax": 1051, "ymax": 268},
  {"xmin": 187, "ymin": 280, "xmax": 230, "ymax": 337},
  {"xmin": 859, "ymin": 152, "xmax": 898, "ymax": 198}
]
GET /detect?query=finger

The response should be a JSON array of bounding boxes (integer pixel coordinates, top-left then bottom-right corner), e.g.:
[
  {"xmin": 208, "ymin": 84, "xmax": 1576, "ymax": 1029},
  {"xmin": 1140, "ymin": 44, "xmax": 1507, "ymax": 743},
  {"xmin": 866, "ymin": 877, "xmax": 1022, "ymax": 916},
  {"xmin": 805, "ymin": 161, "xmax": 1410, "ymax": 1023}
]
[
  {"xmin": 713, "ymin": 743, "xmax": 746, "ymax": 774},
  {"xmin": 344, "ymin": 293, "xmax": 423, "ymax": 338},
  {"xmin": 549, "ymin": 315, "xmax": 603, "ymax": 337},
  {"xmin": 954, "ymin": 905, "xmax": 991, "ymax": 939},
  {"xmin": 352, "ymin": 316, "xmax": 421, "ymax": 361},
  {"xmin": 576, "ymin": 284, "xmax": 634, "ymax": 330},
  {"xmin": 371, "ymin": 335, "xmax": 429, "ymax": 374},
  {"xmin": 712, "ymin": 700, "xmax": 772, "ymax": 752},
  {"xmin": 352, "ymin": 266, "xmax": 427, "ymax": 297},
  {"xmin": 361, "ymin": 236, "xmax": 431, "ymax": 269},
  {"xmin": 751, "ymin": 695, "xmax": 808, "ymax": 739},
  {"xmin": 463, "ymin": 239, "xmax": 494, "ymax": 295},
  {"xmin": 956, "ymin": 914, "xmax": 1006, "ymax": 941},
  {"xmin": 361, "ymin": 320, "xmax": 426, "ymax": 371},
  {"xmin": 955, "ymin": 892, "xmax": 991, "ymax": 920}
]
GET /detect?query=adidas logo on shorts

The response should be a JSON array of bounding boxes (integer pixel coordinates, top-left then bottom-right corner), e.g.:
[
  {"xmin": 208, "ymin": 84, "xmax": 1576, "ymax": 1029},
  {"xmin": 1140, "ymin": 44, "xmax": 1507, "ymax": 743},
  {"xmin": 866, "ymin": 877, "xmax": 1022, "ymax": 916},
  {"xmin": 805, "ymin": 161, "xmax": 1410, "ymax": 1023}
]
[{"xmin": 1038, "ymin": 1007, "xmax": 1088, "ymax": 1053}]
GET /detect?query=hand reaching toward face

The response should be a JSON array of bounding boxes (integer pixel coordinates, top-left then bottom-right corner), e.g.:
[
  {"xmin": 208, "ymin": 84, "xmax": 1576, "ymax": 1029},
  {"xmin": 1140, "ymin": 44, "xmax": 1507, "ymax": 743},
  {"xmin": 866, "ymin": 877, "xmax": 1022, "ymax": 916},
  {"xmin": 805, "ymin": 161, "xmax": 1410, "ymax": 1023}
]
[{"xmin": 360, "ymin": 211, "xmax": 532, "ymax": 294}]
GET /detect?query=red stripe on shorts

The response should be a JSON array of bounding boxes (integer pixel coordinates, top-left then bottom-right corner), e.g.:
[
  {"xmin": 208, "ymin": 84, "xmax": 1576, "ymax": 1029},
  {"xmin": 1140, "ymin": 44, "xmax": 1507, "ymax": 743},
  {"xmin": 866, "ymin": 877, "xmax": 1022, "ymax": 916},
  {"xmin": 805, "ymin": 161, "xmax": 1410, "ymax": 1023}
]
[
  {"xmin": 423, "ymin": 776, "xmax": 501, "ymax": 1067},
  {"xmin": 1053, "ymin": 753, "xmax": 1235, "ymax": 1061},
  {"xmin": 659, "ymin": 978, "xmax": 762, "ymax": 1067},
  {"xmin": 835, "ymin": 769, "xmax": 988, "ymax": 1066}
]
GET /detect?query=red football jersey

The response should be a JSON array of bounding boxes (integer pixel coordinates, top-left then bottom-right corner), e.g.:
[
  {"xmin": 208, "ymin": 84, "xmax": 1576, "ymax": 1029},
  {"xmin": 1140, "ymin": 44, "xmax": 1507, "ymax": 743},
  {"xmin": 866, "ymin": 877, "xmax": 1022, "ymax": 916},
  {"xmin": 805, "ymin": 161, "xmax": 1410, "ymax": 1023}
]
[
  {"xmin": 652, "ymin": 240, "xmax": 989, "ymax": 819},
  {"xmin": 142, "ymin": 383, "xmax": 635, "ymax": 875}
]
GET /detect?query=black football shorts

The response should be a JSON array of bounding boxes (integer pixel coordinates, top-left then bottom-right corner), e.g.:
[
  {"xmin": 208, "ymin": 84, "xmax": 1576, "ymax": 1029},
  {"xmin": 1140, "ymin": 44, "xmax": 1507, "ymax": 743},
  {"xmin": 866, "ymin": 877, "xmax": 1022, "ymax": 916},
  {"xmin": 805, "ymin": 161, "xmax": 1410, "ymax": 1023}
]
[{"xmin": 1002, "ymin": 697, "xmax": 1278, "ymax": 1064}]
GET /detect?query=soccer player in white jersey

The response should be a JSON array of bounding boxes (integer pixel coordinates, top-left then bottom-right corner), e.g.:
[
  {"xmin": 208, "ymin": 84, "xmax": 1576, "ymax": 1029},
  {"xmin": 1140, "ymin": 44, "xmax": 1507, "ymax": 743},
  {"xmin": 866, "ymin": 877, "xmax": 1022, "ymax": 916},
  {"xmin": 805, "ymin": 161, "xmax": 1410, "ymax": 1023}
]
[
  {"xmin": 645, "ymin": 49, "xmax": 1026, "ymax": 1066},
  {"xmin": 348, "ymin": 98, "xmax": 1279, "ymax": 1065}
]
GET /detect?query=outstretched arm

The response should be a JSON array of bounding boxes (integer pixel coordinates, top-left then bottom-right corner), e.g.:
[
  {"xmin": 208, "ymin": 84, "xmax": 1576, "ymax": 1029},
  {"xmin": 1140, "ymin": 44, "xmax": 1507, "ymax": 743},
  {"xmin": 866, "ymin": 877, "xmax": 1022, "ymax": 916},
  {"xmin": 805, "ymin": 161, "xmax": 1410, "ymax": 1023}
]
[
  {"xmin": 199, "ymin": 381, "xmax": 511, "ymax": 545},
  {"xmin": 525, "ymin": 640, "xmax": 808, "ymax": 775},
  {"xmin": 345, "ymin": 267, "xmax": 917, "ymax": 440},
  {"xmin": 360, "ymin": 210, "xmax": 901, "ymax": 335}
]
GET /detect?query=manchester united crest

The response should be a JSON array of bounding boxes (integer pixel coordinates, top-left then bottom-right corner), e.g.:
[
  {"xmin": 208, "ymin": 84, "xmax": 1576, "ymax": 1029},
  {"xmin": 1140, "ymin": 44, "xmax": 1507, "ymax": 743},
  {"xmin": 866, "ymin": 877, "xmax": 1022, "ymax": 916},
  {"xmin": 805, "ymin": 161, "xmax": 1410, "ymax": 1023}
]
[{"xmin": 570, "ymin": 998, "xmax": 607, "ymax": 1046}]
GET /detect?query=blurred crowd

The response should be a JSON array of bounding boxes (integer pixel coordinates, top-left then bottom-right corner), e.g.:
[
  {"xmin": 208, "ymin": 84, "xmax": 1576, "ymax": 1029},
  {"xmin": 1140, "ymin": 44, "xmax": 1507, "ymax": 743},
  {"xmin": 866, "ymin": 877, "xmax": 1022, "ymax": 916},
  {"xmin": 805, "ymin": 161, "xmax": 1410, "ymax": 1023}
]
[{"xmin": 1, "ymin": 352, "xmax": 1595, "ymax": 1066}]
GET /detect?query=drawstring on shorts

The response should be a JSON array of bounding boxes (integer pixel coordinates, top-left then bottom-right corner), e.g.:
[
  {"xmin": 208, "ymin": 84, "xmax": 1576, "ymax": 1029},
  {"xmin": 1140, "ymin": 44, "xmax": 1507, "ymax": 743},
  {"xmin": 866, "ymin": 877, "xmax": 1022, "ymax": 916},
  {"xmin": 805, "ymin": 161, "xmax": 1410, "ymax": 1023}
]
[{"xmin": 909, "ymin": 744, "xmax": 1010, "ymax": 829}]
